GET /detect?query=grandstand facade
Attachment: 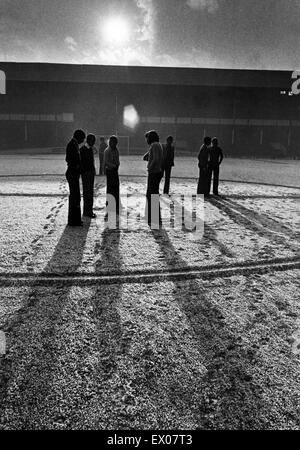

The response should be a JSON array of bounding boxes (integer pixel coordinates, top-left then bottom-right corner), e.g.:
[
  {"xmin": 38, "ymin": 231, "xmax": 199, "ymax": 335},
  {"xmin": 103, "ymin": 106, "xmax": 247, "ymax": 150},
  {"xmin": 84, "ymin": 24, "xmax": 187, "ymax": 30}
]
[{"xmin": 0, "ymin": 62, "xmax": 299, "ymax": 157}]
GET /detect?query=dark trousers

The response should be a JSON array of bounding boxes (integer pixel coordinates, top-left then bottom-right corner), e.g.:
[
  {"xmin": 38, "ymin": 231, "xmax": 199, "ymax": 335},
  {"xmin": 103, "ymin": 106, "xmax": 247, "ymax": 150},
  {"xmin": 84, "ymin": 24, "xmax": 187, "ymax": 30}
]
[
  {"xmin": 82, "ymin": 170, "xmax": 95, "ymax": 216},
  {"xmin": 99, "ymin": 153, "xmax": 104, "ymax": 175},
  {"xmin": 66, "ymin": 169, "xmax": 81, "ymax": 225},
  {"xmin": 197, "ymin": 167, "xmax": 210, "ymax": 195},
  {"xmin": 208, "ymin": 165, "xmax": 220, "ymax": 194},
  {"xmin": 106, "ymin": 169, "xmax": 120, "ymax": 214},
  {"xmin": 163, "ymin": 166, "xmax": 172, "ymax": 194},
  {"xmin": 146, "ymin": 171, "xmax": 163, "ymax": 226}
]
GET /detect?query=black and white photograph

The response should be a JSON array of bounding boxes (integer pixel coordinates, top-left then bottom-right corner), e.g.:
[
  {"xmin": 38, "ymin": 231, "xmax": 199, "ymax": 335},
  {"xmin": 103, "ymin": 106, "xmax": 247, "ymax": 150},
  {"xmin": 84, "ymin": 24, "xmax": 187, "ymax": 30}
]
[{"xmin": 0, "ymin": 0, "xmax": 299, "ymax": 437}]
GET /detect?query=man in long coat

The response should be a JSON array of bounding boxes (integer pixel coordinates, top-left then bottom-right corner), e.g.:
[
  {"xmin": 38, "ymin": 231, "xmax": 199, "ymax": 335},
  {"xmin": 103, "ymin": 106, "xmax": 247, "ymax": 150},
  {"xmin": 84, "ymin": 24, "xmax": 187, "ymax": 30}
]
[{"xmin": 65, "ymin": 129, "xmax": 86, "ymax": 226}]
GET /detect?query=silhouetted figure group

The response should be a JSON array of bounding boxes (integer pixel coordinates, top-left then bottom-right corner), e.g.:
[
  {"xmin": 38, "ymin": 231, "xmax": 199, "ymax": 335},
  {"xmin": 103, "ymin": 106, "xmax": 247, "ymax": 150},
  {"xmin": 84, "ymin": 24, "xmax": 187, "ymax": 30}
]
[
  {"xmin": 197, "ymin": 136, "xmax": 223, "ymax": 197},
  {"xmin": 65, "ymin": 129, "xmax": 223, "ymax": 227},
  {"xmin": 65, "ymin": 130, "xmax": 96, "ymax": 226}
]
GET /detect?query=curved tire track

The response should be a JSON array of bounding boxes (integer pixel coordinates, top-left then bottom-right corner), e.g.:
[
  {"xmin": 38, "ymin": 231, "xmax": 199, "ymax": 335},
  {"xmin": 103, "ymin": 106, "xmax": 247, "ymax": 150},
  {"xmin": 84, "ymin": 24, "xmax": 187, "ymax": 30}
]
[{"xmin": 0, "ymin": 256, "xmax": 299, "ymax": 286}]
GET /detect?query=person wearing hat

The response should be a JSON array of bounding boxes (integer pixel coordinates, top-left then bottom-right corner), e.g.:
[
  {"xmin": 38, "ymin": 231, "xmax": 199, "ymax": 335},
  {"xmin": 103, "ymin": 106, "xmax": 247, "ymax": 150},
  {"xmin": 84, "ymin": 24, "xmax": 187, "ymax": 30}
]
[
  {"xmin": 143, "ymin": 130, "xmax": 163, "ymax": 227},
  {"xmin": 65, "ymin": 129, "xmax": 86, "ymax": 226}
]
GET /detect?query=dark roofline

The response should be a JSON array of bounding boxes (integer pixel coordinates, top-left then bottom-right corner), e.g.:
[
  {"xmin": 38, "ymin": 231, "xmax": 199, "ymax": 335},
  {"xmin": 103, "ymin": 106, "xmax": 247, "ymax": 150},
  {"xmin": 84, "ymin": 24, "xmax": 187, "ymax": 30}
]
[{"xmin": 0, "ymin": 62, "xmax": 293, "ymax": 89}]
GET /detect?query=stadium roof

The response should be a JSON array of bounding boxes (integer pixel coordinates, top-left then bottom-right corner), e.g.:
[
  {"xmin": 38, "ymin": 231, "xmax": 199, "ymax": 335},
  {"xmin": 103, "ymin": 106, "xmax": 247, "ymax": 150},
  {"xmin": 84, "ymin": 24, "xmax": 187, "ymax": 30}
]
[{"xmin": 0, "ymin": 62, "xmax": 293, "ymax": 89}]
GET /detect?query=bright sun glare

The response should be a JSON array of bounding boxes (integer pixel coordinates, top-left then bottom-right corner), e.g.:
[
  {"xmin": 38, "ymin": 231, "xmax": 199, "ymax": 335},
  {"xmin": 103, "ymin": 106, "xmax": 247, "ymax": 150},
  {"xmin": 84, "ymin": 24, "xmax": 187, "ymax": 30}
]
[{"xmin": 102, "ymin": 17, "xmax": 130, "ymax": 45}]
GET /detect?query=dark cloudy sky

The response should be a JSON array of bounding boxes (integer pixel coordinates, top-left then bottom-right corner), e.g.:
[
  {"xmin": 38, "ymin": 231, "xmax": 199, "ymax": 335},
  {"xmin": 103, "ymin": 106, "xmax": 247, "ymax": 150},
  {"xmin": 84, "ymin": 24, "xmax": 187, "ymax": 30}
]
[{"xmin": 0, "ymin": 0, "xmax": 299, "ymax": 69}]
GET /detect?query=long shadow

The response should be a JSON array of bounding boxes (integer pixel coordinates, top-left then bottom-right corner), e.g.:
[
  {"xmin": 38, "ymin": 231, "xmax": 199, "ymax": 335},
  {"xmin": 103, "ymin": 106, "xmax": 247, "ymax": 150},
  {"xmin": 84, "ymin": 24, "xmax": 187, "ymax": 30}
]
[
  {"xmin": 203, "ymin": 223, "xmax": 235, "ymax": 258},
  {"xmin": 91, "ymin": 227, "xmax": 135, "ymax": 429},
  {"xmin": 92, "ymin": 228, "xmax": 124, "ymax": 381},
  {"xmin": 0, "ymin": 221, "xmax": 92, "ymax": 429},
  {"xmin": 164, "ymin": 196, "xmax": 235, "ymax": 259},
  {"xmin": 42, "ymin": 222, "xmax": 91, "ymax": 274},
  {"xmin": 149, "ymin": 226, "xmax": 275, "ymax": 429}
]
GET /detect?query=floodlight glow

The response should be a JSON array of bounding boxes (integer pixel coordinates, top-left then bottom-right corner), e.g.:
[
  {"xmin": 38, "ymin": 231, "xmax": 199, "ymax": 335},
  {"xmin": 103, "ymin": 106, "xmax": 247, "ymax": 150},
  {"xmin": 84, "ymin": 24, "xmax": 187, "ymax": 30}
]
[{"xmin": 123, "ymin": 105, "xmax": 140, "ymax": 129}]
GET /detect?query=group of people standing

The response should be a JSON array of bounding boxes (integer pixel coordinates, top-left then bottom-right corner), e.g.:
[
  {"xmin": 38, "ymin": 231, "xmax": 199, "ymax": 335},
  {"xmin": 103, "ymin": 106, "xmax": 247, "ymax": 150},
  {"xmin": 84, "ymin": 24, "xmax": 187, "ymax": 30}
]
[
  {"xmin": 65, "ymin": 130, "xmax": 120, "ymax": 226},
  {"xmin": 197, "ymin": 136, "xmax": 224, "ymax": 197},
  {"xmin": 65, "ymin": 129, "xmax": 223, "ymax": 227},
  {"xmin": 143, "ymin": 130, "xmax": 175, "ymax": 225},
  {"xmin": 65, "ymin": 129, "xmax": 94, "ymax": 226}
]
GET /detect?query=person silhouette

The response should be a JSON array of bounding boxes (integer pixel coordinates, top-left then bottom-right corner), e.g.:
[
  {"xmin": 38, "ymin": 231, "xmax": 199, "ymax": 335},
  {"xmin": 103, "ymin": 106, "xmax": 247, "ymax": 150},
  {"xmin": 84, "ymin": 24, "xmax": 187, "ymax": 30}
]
[
  {"xmin": 143, "ymin": 130, "xmax": 163, "ymax": 227},
  {"xmin": 65, "ymin": 129, "xmax": 86, "ymax": 226},
  {"xmin": 208, "ymin": 137, "xmax": 224, "ymax": 196},
  {"xmin": 197, "ymin": 136, "xmax": 211, "ymax": 198},
  {"xmin": 80, "ymin": 133, "xmax": 97, "ymax": 218},
  {"xmin": 103, "ymin": 135, "xmax": 120, "ymax": 216},
  {"xmin": 162, "ymin": 135, "xmax": 175, "ymax": 195},
  {"xmin": 98, "ymin": 137, "xmax": 107, "ymax": 176}
]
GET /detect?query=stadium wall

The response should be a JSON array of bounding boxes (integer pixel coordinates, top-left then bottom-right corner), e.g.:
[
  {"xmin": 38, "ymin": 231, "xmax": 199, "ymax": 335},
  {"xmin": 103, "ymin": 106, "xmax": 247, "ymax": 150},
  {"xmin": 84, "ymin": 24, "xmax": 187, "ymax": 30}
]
[{"xmin": 0, "ymin": 63, "xmax": 299, "ymax": 158}]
